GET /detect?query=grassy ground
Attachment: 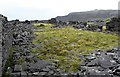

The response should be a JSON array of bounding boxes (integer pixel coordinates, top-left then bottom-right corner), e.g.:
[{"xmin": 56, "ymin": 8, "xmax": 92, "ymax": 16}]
[{"xmin": 32, "ymin": 23, "xmax": 118, "ymax": 73}]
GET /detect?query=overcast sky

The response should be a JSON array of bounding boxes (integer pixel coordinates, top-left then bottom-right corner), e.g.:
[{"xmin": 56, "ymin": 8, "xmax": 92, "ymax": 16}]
[{"xmin": 0, "ymin": 0, "xmax": 119, "ymax": 20}]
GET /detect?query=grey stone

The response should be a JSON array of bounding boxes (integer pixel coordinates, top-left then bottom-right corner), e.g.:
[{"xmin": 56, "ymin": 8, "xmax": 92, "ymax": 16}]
[
  {"xmin": 49, "ymin": 70, "xmax": 55, "ymax": 74},
  {"xmin": 113, "ymin": 54, "xmax": 119, "ymax": 60},
  {"xmin": 116, "ymin": 66, "xmax": 120, "ymax": 71},
  {"xmin": 117, "ymin": 58, "xmax": 120, "ymax": 63},
  {"xmin": 20, "ymin": 71, "xmax": 27, "ymax": 77},
  {"xmin": 29, "ymin": 60, "xmax": 50, "ymax": 72},
  {"xmin": 113, "ymin": 75, "xmax": 120, "ymax": 77},
  {"xmin": 87, "ymin": 67, "xmax": 111, "ymax": 75},
  {"xmin": 79, "ymin": 66, "xmax": 87, "ymax": 72},
  {"xmin": 10, "ymin": 72, "xmax": 21, "ymax": 77},
  {"xmin": 14, "ymin": 65, "xmax": 22, "ymax": 72},
  {"xmin": 87, "ymin": 67, "xmax": 99, "ymax": 75},
  {"xmin": 86, "ymin": 56, "xmax": 96, "ymax": 61},
  {"xmin": 87, "ymin": 58, "xmax": 99, "ymax": 66},
  {"xmin": 98, "ymin": 66, "xmax": 105, "ymax": 71},
  {"xmin": 21, "ymin": 62, "xmax": 29, "ymax": 71},
  {"xmin": 42, "ymin": 68, "xmax": 50, "ymax": 72},
  {"xmin": 96, "ymin": 29, "xmax": 101, "ymax": 32},
  {"xmin": 98, "ymin": 55, "xmax": 115, "ymax": 69},
  {"xmin": 113, "ymin": 70, "xmax": 120, "ymax": 76},
  {"xmin": 32, "ymin": 72, "xmax": 40, "ymax": 76},
  {"xmin": 39, "ymin": 72, "xmax": 47, "ymax": 75},
  {"xmin": 92, "ymin": 50, "xmax": 101, "ymax": 56},
  {"xmin": 6, "ymin": 67, "xmax": 12, "ymax": 74}
]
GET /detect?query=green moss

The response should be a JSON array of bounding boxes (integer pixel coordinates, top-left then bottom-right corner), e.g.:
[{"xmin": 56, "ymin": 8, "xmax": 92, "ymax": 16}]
[{"xmin": 32, "ymin": 24, "xmax": 118, "ymax": 73}]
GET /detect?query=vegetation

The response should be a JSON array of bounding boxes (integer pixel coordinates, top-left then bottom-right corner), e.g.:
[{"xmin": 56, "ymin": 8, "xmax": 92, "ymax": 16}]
[
  {"xmin": 34, "ymin": 23, "xmax": 53, "ymax": 28},
  {"xmin": 32, "ymin": 23, "xmax": 118, "ymax": 73}
]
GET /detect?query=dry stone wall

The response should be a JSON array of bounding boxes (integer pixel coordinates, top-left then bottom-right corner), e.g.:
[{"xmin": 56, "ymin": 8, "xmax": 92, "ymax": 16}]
[{"xmin": 0, "ymin": 14, "xmax": 10, "ymax": 76}]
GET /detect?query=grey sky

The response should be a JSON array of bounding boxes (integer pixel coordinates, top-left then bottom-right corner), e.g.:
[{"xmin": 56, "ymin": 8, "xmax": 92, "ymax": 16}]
[{"xmin": 0, "ymin": 0, "xmax": 119, "ymax": 20}]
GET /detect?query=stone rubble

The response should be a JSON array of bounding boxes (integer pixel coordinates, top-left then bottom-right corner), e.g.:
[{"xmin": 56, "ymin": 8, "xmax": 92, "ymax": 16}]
[{"xmin": 79, "ymin": 48, "xmax": 120, "ymax": 76}]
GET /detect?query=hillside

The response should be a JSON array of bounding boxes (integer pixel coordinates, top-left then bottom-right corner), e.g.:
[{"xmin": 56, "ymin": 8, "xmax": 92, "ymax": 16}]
[{"xmin": 56, "ymin": 10, "xmax": 118, "ymax": 22}]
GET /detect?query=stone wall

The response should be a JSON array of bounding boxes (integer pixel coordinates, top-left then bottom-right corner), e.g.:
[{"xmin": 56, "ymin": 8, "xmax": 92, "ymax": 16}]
[
  {"xmin": 0, "ymin": 14, "xmax": 3, "ymax": 77},
  {"xmin": 2, "ymin": 19, "xmax": 37, "ymax": 77},
  {"xmin": 1, "ymin": 15, "xmax": 13, "ymax": 76}
]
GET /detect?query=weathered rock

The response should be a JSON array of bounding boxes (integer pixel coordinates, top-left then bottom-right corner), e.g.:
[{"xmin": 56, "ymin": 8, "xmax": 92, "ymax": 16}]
[
  {"xmin": 32, "ymin": 72, "xmax": 40, "ymax": 76},
  {"xmin": 113, "ymin": 66, "xmax": 120, "ymax": 76},
  {"xmin": 85, "ymin": 56, "xmax": 96, "ymax": 61},
  {"xmin": 42, "ymin": 68, "xmax": 50, "ymax": 72},
  {"xmin": 9, "ymin": 72, "xmax": 21, "ymax": 77},
  {"xmin": 99, "ymin": 57, "xmax": 116, "ymax": 69},
  {"xmin": 14, "ymin": 65, "xmax": 22, "ymax": 72},
  {"xmin": 87, "ymin": 58, "xmax": 99, "ymax": 66},
  {"xmin": 20, "ymin": 71, "xmax": 27, "ymax": 77},
  {"xmin": 28, "ymin": 60, "xmax": 50, "ymax": 73},
  {"xmin": 117, "ymin": 58, "xmax": 120, "ymax": 63},
  {"xmin": 39, "ymin": 72, "xmax": 47, "ymax": 75}
]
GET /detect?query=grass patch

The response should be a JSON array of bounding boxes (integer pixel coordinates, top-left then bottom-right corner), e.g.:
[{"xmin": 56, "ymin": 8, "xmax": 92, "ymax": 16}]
[
  {"xmin": 34, "ymin": 23, "xmax": 53, "ymax": 28},
  {"xmin": 32, "ymin": 23, "xmax": 118, "ymax": 73}
]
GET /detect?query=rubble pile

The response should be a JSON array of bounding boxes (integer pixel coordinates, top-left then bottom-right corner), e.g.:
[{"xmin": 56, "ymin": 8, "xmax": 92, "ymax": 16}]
[{"xmin": 79, "ymin": 48, "xmax": 120, "ymax": 76}]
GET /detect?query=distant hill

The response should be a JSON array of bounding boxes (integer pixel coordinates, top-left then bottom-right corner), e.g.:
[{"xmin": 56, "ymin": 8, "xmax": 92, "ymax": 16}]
[{"xmin": 56, "ymin": 10, "xmax": 118, "ymax": 22}]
